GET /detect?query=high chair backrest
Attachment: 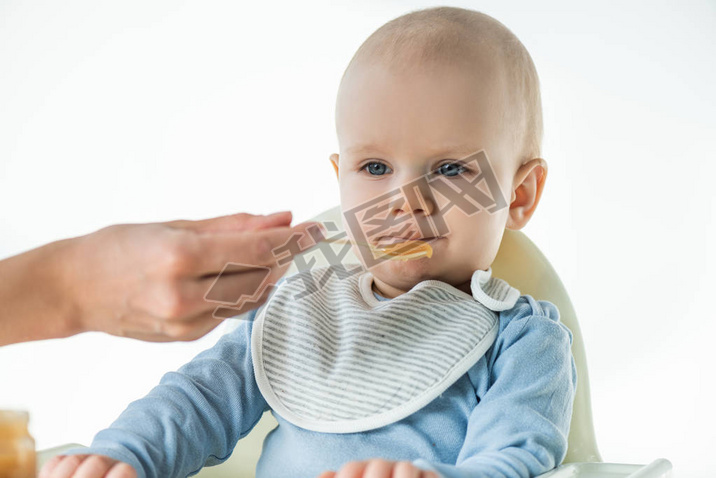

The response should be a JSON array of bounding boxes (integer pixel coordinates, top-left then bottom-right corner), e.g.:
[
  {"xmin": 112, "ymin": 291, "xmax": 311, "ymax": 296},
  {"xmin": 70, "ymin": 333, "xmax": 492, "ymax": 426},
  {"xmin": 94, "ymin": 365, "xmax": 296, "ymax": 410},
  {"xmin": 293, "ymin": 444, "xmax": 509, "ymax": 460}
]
[
  {"xmin": 477, "ymin": 221, "xmax": 602, "ymax": 464},
  {"xmin": 214, "ymin": 205, "xmax": 601, "ymax": 477}
]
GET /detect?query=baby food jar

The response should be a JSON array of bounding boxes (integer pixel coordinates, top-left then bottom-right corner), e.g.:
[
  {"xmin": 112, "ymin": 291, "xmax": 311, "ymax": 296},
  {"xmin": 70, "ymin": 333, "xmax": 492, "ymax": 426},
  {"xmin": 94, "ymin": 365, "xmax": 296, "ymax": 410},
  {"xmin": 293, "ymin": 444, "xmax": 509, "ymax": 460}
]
[{"xmin": 0, "ymin": 410, "xmax": 36, "ymax": 478}]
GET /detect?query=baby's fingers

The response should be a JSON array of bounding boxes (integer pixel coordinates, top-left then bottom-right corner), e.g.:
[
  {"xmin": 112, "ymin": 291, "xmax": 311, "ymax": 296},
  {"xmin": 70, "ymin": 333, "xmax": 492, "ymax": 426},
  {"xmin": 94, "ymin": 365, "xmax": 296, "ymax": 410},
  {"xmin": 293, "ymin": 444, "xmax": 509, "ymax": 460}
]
[
  {"xmin": 73, "ymin": 454, "xmax": 119, "ymax": 478},
  {"xmin": 38, "ymin": 454, "xmax": 136, "ymax": 478},
  {"xmin": 39, "ymin": 454, "xmax": 87, "ymax": 478},
  {"xmin": 38, "ymin": 454, "xmax": 65, "ymax": 477},
  {"xmin": 393, "ymin": 461, "xmax": 440, "ymax": 478},
  {"xmin": 105, "ymin": 462, "xmax": 138, "ymax": 478}
]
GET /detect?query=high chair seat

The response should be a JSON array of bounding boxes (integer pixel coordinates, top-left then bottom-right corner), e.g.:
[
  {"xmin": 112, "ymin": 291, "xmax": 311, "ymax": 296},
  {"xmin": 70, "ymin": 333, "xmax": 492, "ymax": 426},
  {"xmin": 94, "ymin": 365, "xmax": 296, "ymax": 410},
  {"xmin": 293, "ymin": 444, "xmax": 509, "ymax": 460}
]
[{"xmin": 38, "ymin": 205, "xmax": 673, "ymax": 478}]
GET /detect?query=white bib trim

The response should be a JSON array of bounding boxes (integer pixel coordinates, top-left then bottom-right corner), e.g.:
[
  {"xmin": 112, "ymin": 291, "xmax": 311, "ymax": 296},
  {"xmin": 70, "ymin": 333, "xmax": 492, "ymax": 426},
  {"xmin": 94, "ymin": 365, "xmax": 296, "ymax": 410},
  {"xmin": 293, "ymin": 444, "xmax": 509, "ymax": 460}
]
[{"xmin": 251, "ymin": 266, "xmax": 520, "ymax": 434}]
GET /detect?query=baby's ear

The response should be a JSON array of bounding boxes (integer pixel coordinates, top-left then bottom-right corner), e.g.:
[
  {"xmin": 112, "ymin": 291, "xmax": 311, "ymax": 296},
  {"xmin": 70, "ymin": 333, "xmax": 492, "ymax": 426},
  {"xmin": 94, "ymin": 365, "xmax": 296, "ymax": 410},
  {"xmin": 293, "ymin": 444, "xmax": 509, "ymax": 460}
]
[
  {"xmin": 329, "ymin": 153, "xmax": 339, "ymax": 180},
  {"xmin": 505, "ymin": 158, "xmax": 548, "ymax": 230}
]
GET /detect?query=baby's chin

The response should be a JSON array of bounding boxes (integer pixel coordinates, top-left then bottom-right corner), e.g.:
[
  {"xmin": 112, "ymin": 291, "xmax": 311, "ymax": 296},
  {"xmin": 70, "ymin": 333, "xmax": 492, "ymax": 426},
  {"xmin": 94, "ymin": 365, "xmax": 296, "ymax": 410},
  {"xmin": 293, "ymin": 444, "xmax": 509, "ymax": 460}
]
[
  {"xmin": 368, "ymin": 256, "xmax": 478, "ymax": 297},
  {"xmin": 369, "ymin": 256, "xmax": 448, "ymax": 291}
]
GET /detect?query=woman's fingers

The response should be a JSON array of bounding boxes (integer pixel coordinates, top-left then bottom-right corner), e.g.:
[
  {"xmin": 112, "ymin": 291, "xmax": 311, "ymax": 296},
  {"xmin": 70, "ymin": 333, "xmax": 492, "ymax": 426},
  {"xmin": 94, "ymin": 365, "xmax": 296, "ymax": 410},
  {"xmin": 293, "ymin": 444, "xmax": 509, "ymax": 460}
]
[
  {"xmin": 190, "ymin": 220, "xmax": 324, "ymax": 276},
  {"xmin": 166, "ymin": 211, "xmax": 293, "ymax": 234},
  {"xmin": 156, "ymin": 249, "xmax": 291, "ymax": 324},
  {"xmin": 199, "ymin": 264, "xmax": 276, "ymax": 306},
  {"xmin": 109, "ymin": 249, "xmax": 288, "ymax": 342},
  {"xmin": 107, "ymin": 311, "xmax": 223, "ymax": 343},
  {"xmin": 196, "ymin": 258, "xmax": 289, "ymax": 310}
]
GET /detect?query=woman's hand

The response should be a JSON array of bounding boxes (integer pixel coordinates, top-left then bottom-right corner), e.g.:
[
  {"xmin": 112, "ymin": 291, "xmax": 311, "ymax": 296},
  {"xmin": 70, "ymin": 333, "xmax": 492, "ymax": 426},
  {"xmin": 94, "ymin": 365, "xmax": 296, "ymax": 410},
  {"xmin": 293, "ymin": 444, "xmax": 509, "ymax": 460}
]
[
  {"xmin": 39, "ymin": 454, "xmax": 137, "ymax": 478},
  {"xmin": 317, "ymin": 458, "xmax": 440, "ymax": 478},
  {"xmin": 63, "ymin": 210, "xmax": 321, "ymax": 342},
  {"xmin": 0, "ymin": 210, "xmax": 322, "ymax": 345}
]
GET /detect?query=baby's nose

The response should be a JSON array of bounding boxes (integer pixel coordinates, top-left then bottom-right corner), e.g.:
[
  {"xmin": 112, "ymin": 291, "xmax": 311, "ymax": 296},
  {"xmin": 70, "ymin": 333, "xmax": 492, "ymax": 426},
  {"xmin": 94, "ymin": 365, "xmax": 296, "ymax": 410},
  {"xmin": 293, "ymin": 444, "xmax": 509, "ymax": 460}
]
[{"xmin": 390, "ymin": 193, "xmax": 436, "ymax": 216}]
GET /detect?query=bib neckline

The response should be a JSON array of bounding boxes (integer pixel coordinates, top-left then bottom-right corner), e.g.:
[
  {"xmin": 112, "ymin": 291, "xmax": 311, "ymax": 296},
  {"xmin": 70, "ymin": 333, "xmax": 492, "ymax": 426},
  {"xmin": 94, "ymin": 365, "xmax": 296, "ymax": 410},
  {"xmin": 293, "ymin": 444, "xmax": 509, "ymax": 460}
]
[{"xmin": 358, "ymin": 266, "xmax": 520, "ymax": 312}]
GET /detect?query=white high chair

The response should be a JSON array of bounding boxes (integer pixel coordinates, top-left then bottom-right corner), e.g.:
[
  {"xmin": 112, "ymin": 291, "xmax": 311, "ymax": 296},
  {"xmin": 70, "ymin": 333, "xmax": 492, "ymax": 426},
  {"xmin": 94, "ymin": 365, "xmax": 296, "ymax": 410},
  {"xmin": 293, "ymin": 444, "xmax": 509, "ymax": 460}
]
[{"xmin": 38, "ymin": 205, "xmax": 673, "ymax": 478}]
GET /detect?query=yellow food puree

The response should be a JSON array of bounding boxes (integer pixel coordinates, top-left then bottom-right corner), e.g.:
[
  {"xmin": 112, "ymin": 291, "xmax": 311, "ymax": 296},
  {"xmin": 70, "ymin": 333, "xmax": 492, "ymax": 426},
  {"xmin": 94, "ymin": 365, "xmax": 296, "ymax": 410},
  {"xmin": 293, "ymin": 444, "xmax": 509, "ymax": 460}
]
[{"xmin": 375, "ymin": 240, "xmax": 433, "ymax": 261}]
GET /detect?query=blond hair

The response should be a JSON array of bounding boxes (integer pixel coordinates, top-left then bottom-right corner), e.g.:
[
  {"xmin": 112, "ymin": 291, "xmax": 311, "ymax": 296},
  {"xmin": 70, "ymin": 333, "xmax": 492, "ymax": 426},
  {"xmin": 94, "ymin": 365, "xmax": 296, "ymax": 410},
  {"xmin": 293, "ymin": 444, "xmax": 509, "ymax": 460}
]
[{"xmin": 340, "ymin": 6, "xmax": 543, "ymax": 165}]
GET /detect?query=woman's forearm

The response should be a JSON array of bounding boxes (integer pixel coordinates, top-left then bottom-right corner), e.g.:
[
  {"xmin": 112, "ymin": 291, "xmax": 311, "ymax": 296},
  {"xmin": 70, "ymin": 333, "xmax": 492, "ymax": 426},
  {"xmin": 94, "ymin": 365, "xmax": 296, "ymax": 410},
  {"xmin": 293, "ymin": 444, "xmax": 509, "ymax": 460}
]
[{"xmin": 0, "ymin": 239, "xmax": 82, "ymax": 346}]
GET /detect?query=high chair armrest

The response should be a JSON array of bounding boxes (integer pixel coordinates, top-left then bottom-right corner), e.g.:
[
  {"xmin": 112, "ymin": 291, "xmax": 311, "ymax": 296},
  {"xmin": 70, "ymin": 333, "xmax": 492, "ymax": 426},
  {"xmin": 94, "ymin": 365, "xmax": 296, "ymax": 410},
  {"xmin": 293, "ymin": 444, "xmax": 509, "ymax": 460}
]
[{"xmin": 536, "ymin": 459, "xmax": 673, "ymax": 478}]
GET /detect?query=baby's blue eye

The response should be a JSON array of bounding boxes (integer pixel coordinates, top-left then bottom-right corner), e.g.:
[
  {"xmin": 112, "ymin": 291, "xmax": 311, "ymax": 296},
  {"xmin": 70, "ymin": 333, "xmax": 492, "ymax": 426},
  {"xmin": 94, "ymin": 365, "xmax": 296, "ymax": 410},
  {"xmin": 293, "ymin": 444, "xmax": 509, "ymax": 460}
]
[
  {"xmin": 362, "ymin": 161, "xmax": 392, "ymax": 176},
  {"xmin": 437, "ymin": 162, "xmax": 467, "ymax": 177}
]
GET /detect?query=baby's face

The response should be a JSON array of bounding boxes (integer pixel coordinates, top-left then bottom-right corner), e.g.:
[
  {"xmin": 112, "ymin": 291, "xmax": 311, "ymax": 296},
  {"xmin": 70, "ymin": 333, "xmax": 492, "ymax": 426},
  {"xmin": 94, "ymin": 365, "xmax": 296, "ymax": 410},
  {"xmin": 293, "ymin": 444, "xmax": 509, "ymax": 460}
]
[{"xmin": 330, "ymin": 59, "xmax": 520, "ymax": 297}]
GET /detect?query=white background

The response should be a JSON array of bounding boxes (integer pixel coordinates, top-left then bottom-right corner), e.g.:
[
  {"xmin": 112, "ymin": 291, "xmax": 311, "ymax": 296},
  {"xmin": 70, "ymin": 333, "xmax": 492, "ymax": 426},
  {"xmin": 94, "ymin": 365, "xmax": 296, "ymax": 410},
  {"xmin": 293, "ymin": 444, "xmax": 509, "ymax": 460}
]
[{"xmin": 1, "ymin": 0, "xmax": 714, "ymax": 476}]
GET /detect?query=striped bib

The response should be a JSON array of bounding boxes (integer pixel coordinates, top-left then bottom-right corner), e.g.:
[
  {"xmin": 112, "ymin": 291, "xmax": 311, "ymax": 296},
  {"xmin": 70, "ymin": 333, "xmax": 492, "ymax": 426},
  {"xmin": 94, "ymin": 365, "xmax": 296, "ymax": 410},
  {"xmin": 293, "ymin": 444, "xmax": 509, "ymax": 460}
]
[{"xmin": 251, "ymin": 264, "xmax": 521, "ymax": 433}]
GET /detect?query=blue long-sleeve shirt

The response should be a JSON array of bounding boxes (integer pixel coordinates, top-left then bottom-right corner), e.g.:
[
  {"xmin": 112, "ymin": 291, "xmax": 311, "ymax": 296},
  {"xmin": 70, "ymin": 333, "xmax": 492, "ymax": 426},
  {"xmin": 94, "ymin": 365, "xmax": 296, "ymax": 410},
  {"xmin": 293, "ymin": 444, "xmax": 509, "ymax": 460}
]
[{"xmin": 63, "ymin": 287, "xmax": 577, "ymax": 478}]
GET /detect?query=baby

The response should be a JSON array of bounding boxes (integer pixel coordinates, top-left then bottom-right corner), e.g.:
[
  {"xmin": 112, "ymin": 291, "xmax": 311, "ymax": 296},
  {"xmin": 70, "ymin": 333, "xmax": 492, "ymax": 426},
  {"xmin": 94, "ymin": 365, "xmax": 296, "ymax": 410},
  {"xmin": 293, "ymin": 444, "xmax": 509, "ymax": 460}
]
[{"xmin": 41, "ymin": 6, "xmax": 576, "ymax": 478}]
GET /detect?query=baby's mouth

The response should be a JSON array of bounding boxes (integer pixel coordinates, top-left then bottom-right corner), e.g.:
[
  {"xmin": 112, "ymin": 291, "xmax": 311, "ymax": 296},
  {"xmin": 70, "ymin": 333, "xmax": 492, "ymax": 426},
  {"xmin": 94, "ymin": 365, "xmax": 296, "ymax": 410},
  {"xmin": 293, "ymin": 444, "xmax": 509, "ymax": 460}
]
[
  {"xmin": 375, "ymin": 235, "xmax": 443, "ymax": 245},
  {"xmin": 371, "ymin": 236, "xmax": 443, "ymax": 260}
]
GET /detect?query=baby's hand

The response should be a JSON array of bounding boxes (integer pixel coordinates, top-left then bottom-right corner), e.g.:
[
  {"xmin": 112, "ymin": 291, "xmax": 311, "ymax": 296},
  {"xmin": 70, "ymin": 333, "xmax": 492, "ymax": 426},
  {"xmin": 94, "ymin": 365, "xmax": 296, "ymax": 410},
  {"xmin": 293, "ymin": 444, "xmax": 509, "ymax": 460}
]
[
  {"xmin": 316, "ymin": 458, "xmax": 439, "ymax": 478},
  {"xmin": 39, "ymin": 454, "xmax": 137, "ymax": 478}
]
